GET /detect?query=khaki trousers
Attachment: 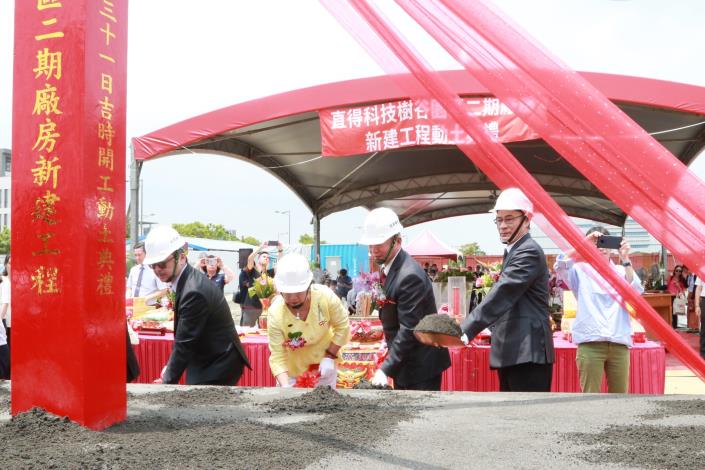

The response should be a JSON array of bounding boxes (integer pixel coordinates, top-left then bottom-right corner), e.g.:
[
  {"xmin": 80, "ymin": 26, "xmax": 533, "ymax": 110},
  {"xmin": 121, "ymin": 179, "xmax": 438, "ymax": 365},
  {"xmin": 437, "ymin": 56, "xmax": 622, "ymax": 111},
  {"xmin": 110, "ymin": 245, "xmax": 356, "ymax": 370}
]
[{"xmin": 576, "ymin": 341, "xmax": 630, "ymax": 393}]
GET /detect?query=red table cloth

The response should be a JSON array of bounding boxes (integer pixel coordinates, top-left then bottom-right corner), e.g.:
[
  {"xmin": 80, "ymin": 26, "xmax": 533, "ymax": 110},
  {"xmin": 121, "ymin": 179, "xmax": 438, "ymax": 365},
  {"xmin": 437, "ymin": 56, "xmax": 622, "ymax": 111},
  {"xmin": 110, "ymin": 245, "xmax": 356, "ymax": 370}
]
[
  {"xmin": 132, "ymin": 333, "xmax": 275, "ymax": 386},
  {"xmin": 133, "ymin": 332, "xmax": 664, "ymax": 393},
  {"xmin": 441, "ymin": 333, "xmax": 665, "ymax": 394}
]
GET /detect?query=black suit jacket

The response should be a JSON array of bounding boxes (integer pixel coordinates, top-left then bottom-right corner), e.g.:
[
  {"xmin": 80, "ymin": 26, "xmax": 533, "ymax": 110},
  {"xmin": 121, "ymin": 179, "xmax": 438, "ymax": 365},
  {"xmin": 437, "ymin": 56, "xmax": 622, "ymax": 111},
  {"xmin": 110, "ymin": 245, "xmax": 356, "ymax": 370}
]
[
  {"xmin": 379, "ymin": 249, "xmax": 451, "ymax": 387},
  {"xmin": 163, "ymin": 264, "xmax": 251, "ymax": 385},
  {"xmin": 461, "ymin": 234, "xmax": 554, "ymax": 369}
]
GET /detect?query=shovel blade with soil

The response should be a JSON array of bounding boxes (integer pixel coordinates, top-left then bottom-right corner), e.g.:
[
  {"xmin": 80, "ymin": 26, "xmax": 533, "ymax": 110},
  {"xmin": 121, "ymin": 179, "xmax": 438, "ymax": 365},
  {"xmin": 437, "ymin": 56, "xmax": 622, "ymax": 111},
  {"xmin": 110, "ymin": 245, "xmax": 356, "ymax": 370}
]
[{"xmin": 414, "ymin": 314, "xmax": 465, "ymax": 348}]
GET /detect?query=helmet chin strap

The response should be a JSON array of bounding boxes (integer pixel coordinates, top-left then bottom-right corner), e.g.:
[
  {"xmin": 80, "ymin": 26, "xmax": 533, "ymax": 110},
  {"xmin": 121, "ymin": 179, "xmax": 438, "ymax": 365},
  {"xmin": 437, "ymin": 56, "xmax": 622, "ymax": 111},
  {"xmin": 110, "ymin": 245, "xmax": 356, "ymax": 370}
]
[
  {"xmin": 375, "ymin": 236, "xmax": 397, "ymax": 266},
  {"xmin": 165, "ymin": 250, "xmax": 181, "ymax": 283},
  {"xmin": 501, "ymin": 215, "xmax": 527, "ymax": 245},
  {"xmin": 288, "ymin": 286, "xmax": 311, "ymax": 310}
]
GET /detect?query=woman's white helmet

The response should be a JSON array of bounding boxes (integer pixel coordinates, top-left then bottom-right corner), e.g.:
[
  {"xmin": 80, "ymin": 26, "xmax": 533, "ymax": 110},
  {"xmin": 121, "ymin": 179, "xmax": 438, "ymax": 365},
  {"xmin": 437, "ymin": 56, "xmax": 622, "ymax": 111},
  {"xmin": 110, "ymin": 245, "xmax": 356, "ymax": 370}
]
[
  {"xmin": 143, "ymin": 225, "xmax": 186, "ymax": 265},
  {"xmin": 275, "ymin": 253, "xmax": 313, "ymax": 293},
  {"xmin": 359, "ymin": 207, "xmax": 402, "ymax": 245},
  {"xmin": 490, "ymin": 188, "xmax": 533, "ymax": 217}
]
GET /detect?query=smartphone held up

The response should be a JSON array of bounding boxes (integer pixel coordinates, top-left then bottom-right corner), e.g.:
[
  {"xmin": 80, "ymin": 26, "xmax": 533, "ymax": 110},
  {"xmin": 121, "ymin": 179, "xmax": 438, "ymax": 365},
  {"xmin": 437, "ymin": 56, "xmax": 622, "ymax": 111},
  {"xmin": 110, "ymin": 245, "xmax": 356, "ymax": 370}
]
[{"xmin": 596, "ymin": 235, "xmax": 622, "ymax": 249}]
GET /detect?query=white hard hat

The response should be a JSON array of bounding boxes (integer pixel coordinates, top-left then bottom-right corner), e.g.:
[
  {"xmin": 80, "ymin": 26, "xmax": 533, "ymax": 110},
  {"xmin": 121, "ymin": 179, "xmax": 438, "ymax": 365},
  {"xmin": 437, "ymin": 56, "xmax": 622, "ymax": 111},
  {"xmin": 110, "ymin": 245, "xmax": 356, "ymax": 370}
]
[
  {"xmin": 490, "ymin": 188, "xmax": 533, "ymax": 217},
  {"xmin": 359, "ymin": 208, "xmax": 403, "ymax": 245},
  {"xmin": 143, "ymin": 225, "xmax": 186, "ymax": 265},
  {"xmin": 275, "ymin": 253, "xmax": 313, "ymax": 293}
]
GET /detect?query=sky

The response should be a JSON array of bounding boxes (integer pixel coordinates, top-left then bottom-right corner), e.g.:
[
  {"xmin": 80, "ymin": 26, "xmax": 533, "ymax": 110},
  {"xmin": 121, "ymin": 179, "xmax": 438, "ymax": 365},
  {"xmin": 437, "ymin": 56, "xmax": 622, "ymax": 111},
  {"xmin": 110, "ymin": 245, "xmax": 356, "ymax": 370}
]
[{"xmin": 1, "ymin": 0, "xmax": 704, "ymax": 254}]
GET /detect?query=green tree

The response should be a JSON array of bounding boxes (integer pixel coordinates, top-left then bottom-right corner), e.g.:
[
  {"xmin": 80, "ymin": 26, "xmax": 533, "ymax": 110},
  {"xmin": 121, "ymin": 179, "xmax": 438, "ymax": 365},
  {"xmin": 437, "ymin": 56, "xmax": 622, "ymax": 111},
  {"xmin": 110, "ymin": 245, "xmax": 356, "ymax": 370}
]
[
  {"xmin": 459, "ymin": 242, "xmax": 485, "ymax": 257},
  {"xmin": 171, "ymin": 222, "xmax": 239, "ymax": 240},
  {"xmin": 0, "ymin": 227, "xmax": 9, "ymax": 254},
  {"xmin": 240, "ymin": 236, "xmax": 261, "ymax": 246},
  {"xmin": 299, "ymin": 233, "xmax": 326, "ymax": 244}
]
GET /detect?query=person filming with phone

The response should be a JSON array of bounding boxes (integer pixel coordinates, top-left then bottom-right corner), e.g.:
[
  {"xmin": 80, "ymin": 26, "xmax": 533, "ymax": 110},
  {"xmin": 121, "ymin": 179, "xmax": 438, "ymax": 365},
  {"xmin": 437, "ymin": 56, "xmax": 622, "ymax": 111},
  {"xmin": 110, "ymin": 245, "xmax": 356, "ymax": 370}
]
[
  {"xmin": 198, "ymin": 254, "xmax": 236, "ymax": 293},
  {"xmin": 554, "ymin": 226, "xmax": 643, "ymax": 393},
  {"xmin": 239, "ymin": 242, "xmax": 282, "ymax": 327}
]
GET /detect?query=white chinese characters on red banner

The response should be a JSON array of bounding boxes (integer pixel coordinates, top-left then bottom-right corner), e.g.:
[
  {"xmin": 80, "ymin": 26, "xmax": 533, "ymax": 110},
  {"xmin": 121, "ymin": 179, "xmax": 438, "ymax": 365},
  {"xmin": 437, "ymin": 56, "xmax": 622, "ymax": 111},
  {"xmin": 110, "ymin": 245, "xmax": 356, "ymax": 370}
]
[{"xmin": 320, "ymin": 97, "xmax": 538, "ymax": 157}]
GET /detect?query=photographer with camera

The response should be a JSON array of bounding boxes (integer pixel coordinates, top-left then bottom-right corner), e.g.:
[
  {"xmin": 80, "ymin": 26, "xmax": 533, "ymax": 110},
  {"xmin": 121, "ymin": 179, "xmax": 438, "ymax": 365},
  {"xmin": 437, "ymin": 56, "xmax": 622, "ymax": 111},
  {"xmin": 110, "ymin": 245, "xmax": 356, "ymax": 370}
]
[
  {"xmin": 554, "ymin": 226, "xmax": 643, "ymax": 393},
  {"xmin": 239, "ymin": 242, "xmax": 282, "ymax": 327},
  {"xmin": 198, "ymin": 254, "xmax": 235, "ymax": 293}
]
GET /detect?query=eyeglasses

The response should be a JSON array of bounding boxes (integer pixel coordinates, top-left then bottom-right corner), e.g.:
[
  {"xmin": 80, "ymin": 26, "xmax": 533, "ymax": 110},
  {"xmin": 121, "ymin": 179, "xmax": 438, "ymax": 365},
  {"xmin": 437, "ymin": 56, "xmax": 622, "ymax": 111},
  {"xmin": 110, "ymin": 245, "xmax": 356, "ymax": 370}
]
[
  {"xmin": 493, "ymin": 215, "xmax": 524, "ymax": 226},
  {"xmin": 149, "ymin": 254, "xmax": 175, "ymax": 270},
  {"xmin": 675, "ymin": 269, "xmax": 682, "ymax": 273}
]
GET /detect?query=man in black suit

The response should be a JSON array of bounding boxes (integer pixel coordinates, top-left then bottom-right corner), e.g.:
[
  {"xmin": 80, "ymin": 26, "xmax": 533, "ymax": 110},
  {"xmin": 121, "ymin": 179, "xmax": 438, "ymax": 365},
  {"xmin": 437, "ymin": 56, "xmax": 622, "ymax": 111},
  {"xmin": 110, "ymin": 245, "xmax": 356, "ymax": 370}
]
[
  {"xmin": 361, "ymin": 208, "xmax": 451, "ymax": 390},
  {"xmin": 460, "ymin": 188, "xmax": 554, "ymax": 392},
  {"xmin": 144, "ymin": 225, "xmax": 250, "ymax": 385}
]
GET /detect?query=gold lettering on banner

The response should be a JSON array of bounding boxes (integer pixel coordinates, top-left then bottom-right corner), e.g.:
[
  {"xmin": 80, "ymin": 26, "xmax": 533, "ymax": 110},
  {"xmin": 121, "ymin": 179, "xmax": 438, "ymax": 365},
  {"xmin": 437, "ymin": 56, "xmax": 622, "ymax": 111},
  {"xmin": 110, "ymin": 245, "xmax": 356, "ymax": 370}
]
[
  {"xmin": 97, "ymin": 175, "xmax": 114, "ymax": 192},
  {"xmin": 98, "ymin": 147, "xmax": 114, "ymax": 171},
  {"xmin": 100, "ymin": 0, "xmax": 117, "ymax": 23},
  {"xmin": 32, "ymin": 190, "xmax": 61, "ymax": 224},
  {"xmin": 32, "ymin": 118, "xmax": 60, "ymax": 153},
  {"xmin": 35, "ymin": 31, "xmax": 64, "ymax": 42},
  {"xmin": 97, "ymin": 248, "xmax": 114, "ymax": 269},
  {"xmin": 99, "ymin": 96, "xmax": 114, "ymax": 121},
  {"xmin": 98, "ymin": 225, "xmax": 113, "ymax": 243},
  {"xmin": 32, "ymin": 232, "xmax": 60, "ymax": 256},
  {"xmin": 96, "ymin": 196, "xmax": 114, "ymax": 221},
  {"xmin": 100, "ymin": 22, "xmax": 116, "ymax": 46},
  {"xmin": 33, "ymin": 48, "xmax": 62, "ymax": 80},
  {"xmin": 100, "ymin": 73, "xmax": 113, "ymax": 94},
  {"xmin": 32, "ymin": 83, "xmax": 63, "ymax": 116},
  {"xmin": 98, "ymin": 53, "xmax": 115, "ymax": 64},
  {"xmin": 31, "ymin": 266, "xmax": 60, "ymax": 295},
  {"xmin": 32, "ymin": 155, "xmax": 61, "ymax": 188},
  {"xmin": 98, "ymin": 122, "xmax": 115, "ymax": 146},
  {"xmin": 97, "ymin": 272, "xmax": 114, "ymax": 295},
  {"xmin": 37, "ymin": 0, "xmax": 63, "ymax": 10}
]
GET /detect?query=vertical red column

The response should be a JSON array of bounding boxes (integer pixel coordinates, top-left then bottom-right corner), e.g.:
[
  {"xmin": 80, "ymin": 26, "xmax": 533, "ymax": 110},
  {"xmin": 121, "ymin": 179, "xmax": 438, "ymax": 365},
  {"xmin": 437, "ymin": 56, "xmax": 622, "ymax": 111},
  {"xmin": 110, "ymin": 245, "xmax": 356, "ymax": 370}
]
[{"xmin": 11, "ymin": 0, "xmax": 127, "ymax": 429}]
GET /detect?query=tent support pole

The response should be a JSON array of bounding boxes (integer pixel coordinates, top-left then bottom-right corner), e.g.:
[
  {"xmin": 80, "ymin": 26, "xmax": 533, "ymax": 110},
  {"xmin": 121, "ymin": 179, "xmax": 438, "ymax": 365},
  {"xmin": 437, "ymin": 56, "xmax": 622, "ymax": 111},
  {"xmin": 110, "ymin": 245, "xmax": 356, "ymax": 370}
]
[
  {"xmin": 129, "ymin": 146, "xmax": 142, "ymax": 247},
  {"xmin": 314, "ymin": 215, "xmax": 321, "ymax": 266}
]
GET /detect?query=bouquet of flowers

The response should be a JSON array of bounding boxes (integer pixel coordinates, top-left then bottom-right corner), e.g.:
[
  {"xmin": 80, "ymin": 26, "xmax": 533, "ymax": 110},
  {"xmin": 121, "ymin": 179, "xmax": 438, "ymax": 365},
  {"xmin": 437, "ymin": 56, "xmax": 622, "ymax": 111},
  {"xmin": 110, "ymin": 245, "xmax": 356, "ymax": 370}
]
[
  {"xmin": 473, "ymin": 261, "xmax": 502, "ymax": 297},
  {"xmin": 353, "ymin": 271, "xmax": 395, "ymax": 315},
  {"xmin": 248, "ymin": 273, "xmax": 275, "ymax": 302}
]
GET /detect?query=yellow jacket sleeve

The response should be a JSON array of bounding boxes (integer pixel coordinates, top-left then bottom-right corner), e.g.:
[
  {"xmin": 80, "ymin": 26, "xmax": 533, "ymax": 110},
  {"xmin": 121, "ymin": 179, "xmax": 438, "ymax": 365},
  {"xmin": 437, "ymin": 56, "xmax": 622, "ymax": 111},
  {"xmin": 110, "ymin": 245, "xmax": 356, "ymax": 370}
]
[
  {"xmin": 324, "ymin": 287, "xmax": 351, "ymax": 347},
  {"xmin": 267, "ymin": 298, "xmax": 290, "ymax": 377}
]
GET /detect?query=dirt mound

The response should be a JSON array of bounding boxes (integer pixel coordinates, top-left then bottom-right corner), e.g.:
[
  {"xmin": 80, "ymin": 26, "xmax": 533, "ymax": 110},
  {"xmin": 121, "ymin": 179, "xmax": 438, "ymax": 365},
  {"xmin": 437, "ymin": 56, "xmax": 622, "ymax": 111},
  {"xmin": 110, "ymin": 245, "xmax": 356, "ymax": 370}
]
[
  {"xmin": 568, "ymin": 400, "xmax": 705, "ymax": 469},
  {"xmin": 0, "ymin": 387, "xmax": 9, "ymax": 413},
  {"xmin": 641, "ymin": 399, "xmax": 705, "ymax": 419},
  {"xmin": 264, "ymin": 386, "xmax": 381, "ymax": 414},
  {"xmin": 0, "ymin": 387, "xmax": 418, "ymax": 469},
  {"xmin": 353, "ymin": 379, "xmax": 393, "ymax": 390},
  {"xmin": 128, "ymin": 387, "xmax": 248, "ymax": 407}
]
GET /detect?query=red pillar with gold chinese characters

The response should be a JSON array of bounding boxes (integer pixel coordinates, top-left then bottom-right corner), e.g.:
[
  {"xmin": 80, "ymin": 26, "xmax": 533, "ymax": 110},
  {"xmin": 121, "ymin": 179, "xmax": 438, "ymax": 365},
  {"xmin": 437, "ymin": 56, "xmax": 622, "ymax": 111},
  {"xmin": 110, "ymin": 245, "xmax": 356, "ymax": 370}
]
[{"xmin": 11, "ymin": 0, "xmax": 127, "ymax": 429}]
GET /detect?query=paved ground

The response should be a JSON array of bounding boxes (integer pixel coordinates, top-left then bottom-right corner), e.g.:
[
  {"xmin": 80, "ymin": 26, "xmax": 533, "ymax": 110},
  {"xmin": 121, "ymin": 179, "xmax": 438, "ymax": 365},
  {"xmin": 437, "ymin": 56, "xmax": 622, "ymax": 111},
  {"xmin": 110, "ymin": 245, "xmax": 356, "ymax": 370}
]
[
  {"xmin": 664, "ymin": 330, "xmax": 705, "ymax": 394},
  {"xmin": 2, "ymin": 383, "xmax": 703, "ymax": 469}
]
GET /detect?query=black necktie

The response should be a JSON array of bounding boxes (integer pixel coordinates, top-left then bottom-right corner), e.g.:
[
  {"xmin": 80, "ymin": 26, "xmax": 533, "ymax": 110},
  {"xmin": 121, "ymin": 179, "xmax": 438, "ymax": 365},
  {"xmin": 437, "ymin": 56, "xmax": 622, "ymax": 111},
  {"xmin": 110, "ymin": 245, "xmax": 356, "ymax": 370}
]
[
  {"xmin": 134, "ymin": 265, "xmax": 144, "ymax": 297},
  {"xmin": 501, "ymin": 249, "xmax": 508, "ymax": 273}
]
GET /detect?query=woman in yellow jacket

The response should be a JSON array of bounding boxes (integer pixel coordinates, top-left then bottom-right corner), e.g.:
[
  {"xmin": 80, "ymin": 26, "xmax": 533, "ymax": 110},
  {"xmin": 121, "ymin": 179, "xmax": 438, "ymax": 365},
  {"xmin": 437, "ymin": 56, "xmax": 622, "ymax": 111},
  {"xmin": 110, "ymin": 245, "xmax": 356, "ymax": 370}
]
[{"xmin": 268, "ymin": 253, "xmax": 350, "ymax": 388}]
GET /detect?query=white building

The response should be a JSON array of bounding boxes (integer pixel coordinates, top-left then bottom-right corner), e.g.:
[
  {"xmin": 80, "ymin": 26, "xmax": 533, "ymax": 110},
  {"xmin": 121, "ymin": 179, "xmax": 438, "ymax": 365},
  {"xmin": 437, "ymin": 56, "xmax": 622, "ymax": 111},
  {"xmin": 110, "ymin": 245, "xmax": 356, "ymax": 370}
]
[
  {"xmin": 531, "ymin": 216, "xmax": 661, "ymax": 254},
  {"xmin": 0, "ymin": 148, "xmax": 10, "ymax": 230}
]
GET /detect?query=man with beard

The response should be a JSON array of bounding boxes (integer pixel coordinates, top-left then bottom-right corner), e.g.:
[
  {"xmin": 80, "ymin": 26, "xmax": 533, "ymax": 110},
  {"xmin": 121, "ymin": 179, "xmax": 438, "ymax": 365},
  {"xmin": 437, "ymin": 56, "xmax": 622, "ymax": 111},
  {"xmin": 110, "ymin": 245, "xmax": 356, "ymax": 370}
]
[{"xmin": 144, "ymin": 225, "xmax": 250, "ymax": 385}]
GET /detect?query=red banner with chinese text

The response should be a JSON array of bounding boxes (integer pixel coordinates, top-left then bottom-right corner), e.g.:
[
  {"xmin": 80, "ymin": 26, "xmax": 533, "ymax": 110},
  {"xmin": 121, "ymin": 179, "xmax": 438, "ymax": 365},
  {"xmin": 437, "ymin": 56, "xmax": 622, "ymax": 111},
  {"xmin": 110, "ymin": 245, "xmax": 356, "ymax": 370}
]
[
  {"xmin": 320, "ymin": 97, "xmax": 538, "ymax": 156},
  {"xmin": 12, "ymin": 0, "xmax": 127, "ymax": 429}
]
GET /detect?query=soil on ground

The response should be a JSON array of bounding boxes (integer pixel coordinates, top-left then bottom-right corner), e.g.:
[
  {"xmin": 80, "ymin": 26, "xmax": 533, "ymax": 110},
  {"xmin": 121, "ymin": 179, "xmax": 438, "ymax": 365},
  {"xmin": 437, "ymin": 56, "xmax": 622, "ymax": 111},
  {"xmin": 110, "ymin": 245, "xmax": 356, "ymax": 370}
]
[
  {"xmin": 353, "ymin": 379, "xmax": 393, "ymax": 390},
  {"xmin": 567, "ymin": 398, "xmax": 705, "ymax": 469},
  {"xmin": 0, "ymin": 386, "xmax": 416, "ymax": 470},
  {"xmin": 415, "ymin": 314, "xmax": 462, "ymax": 337}
]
